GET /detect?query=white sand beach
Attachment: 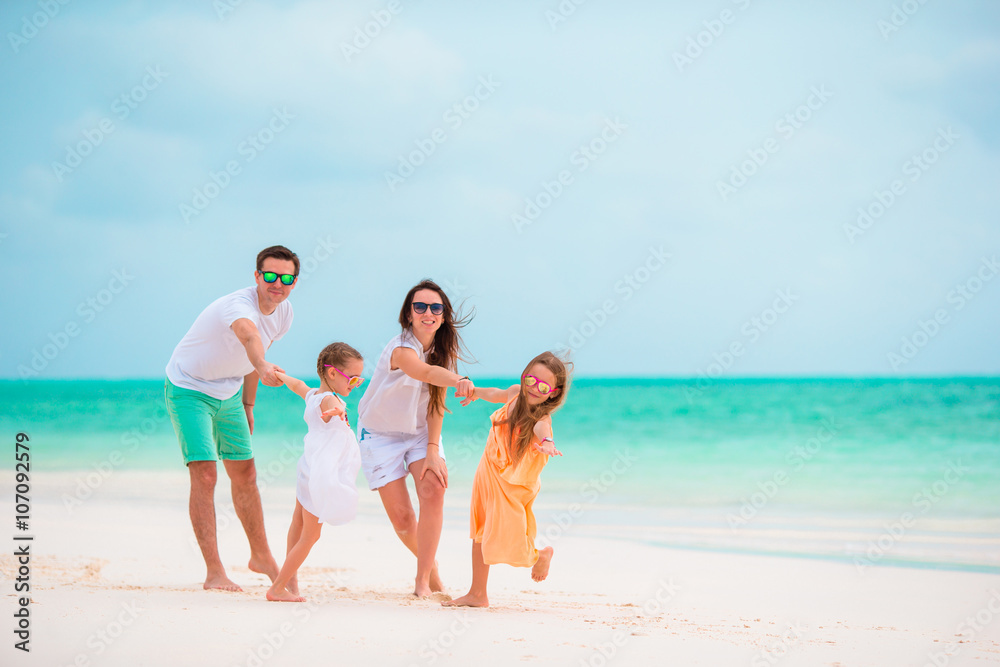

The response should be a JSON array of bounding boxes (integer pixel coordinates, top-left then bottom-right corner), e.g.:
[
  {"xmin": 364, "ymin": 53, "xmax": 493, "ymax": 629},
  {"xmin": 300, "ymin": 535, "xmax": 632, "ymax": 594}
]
[{"xmin": 3, "ymin": 471, "xmax": 999, "ymax": 667}]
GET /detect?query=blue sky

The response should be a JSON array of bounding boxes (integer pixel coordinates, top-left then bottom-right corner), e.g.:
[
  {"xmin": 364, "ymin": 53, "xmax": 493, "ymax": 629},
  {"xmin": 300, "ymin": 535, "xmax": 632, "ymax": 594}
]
[{"xmin": 1, "ymin": 1, "xmax": 998, "ymax": 379}]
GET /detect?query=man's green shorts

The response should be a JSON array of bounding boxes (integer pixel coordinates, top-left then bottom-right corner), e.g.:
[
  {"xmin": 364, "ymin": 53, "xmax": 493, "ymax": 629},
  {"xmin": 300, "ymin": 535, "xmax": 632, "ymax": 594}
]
[{"xmin": 164, "ymin": 379, "xmax": 253, "ymax": 464}]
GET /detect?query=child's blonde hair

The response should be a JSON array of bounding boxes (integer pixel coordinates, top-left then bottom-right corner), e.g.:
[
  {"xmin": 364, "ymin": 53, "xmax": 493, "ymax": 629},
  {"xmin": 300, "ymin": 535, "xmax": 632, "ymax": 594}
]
[
  {"xmin": 316, "ymin": 342, "xmax": 363, "ymax": 380},
  {"xmin": 499, "ymin": 351, "xmax": 572, "ymax": 466}
]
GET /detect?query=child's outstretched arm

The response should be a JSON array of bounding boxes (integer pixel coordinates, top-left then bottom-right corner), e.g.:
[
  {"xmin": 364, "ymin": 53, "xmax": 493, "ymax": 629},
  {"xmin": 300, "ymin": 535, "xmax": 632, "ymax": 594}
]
[
  {"xmin": 532, "ymin": 417, "xmax": 562, "ymax": 457},
  {"xmin": 460, "ymin": 384, "xmax": 519, "ymax": 406},
  {"xmin": 274, "ymin": 371, "xmax": 311, "ymax": 400},
  {"xmin": 319, "ymin": 394, "xmax": 346, "ymax": 423}
]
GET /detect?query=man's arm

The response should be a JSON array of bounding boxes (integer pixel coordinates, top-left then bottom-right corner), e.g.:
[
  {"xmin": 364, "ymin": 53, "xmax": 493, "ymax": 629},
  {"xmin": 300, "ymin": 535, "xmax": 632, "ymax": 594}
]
[
  {"xmin": 243, "ymin": 370, "xmax": 261, "ymax": 404},
  {"xmin": 242, "ymin": 369, "xmax": 259, "ymax": 435},
  {"xmin": 231, "ymin": 318, "xmax": 283, "ymax": 386}
]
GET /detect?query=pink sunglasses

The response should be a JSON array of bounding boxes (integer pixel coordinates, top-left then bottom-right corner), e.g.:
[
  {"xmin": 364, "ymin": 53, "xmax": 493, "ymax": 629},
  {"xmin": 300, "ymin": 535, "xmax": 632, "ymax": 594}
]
[
  {"xmin": 523, "ymin": 374, "xmax": 559, "ymax": 395},
  {"xmin": 324, "ymin": 365, "xmax": 365, "ymax": 389}
]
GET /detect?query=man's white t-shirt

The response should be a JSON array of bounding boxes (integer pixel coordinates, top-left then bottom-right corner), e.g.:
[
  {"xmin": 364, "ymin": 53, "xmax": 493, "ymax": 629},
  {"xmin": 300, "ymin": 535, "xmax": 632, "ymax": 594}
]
[
  {"xmin": 357, "ymin": 330, "xmax": 430, "ymax": 435},
  {"xmin": 166, "ymin": 286, "xmax": 293, "ymax": 400}
]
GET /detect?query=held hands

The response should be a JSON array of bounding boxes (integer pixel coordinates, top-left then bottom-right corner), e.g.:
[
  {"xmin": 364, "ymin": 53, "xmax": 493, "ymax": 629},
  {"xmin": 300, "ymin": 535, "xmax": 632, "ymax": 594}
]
[
  {"xmin": 455, "ymin": 377, "xmax": 475, "ymax": 405},
  {"xmin": 258, "ymin": 362, "xmax": 286, "ymax": 387},
  {"xmin": 459, "ymin": 388, "xmax": 477, "ymax": 407}
]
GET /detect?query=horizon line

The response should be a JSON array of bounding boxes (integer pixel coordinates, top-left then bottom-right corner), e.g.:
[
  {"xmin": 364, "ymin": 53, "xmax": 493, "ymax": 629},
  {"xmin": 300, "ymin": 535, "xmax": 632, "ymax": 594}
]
[{"xmin": 3, "ymin": 374, "xmax": 999, "ymax": 383}]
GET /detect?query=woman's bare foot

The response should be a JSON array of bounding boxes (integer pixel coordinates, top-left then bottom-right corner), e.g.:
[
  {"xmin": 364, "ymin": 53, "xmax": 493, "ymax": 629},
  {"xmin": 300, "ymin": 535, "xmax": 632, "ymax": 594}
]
[
  {"xmin": 531, "ymin": 547, "xmax": 553, "ymax": 582},
  {"xmin": 442, "ymin": 592, "xmax": 488, "ymax": 608},
  {"xmin": 266, "ymin": 585, "xmax": 304, "ymax": 602},
  {"xmin": 288, "ymin": 575, "xmax": 299, "ymax": 597},
  {"xmin": 415, "ymin": 563, "xmax": 447, "ymax": 598},
  {"xmin": 204, "ymin": 572, "xmax": 242, "ymax": 592},
  {"xmin": 248, "ymin": 555, "xmax": 280, "ymax": 583},
  {"xmin": 430, "ymin": 563, "xmax": 446, "ymax": 593}
]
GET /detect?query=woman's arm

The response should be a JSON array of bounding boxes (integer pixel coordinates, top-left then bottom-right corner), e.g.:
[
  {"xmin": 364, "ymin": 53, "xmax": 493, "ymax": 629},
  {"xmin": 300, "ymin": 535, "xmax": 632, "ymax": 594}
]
[
  {"xmin": 274, "ymin": 371, "xmax": 311, "ymax": 400},
  {"xmin": 420, "ymin": 407, "xmax": 448, "ymax": 487},
  {"xmin": 391, "ymin": 347, "xmax": 473, "ymax": 397}
]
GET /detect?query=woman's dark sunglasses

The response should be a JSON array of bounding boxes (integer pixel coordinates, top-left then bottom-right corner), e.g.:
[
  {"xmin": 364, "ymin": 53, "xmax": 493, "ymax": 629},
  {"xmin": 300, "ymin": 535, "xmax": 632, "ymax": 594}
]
[
  {"xmin": 412, "ymin": 302, "xmax": 444, "ymax": 315},
  {"xmin": 259, "ymin": 271, "xmax": 297, "ymax": 286}
]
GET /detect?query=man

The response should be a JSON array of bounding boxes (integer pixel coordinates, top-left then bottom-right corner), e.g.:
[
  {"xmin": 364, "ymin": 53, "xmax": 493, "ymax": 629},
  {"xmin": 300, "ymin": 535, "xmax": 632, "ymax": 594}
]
[{"xmin": 164, "ymin": 245, "xmax": 298, "ymax": 591}]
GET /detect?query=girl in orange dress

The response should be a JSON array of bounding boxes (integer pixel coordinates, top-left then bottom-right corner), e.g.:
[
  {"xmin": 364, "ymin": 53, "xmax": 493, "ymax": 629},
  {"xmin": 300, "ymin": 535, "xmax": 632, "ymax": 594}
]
[{"xmin": 443, "ymin": 352, "xmax": 572, "ymax": 608}]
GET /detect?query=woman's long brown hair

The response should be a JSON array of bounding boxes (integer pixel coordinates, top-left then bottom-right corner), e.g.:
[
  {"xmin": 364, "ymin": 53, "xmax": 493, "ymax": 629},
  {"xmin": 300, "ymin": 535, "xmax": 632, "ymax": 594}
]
[
  {"xmin": 502, "ymin": 352, "xmax": 572, "ymax": 466},
  {"xmin": 397, "ymin": 279, "xmax": 473, "ymax": 416}
]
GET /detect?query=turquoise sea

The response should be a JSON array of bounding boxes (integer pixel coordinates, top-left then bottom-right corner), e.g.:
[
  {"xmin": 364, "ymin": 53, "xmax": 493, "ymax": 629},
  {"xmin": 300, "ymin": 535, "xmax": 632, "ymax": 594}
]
[{"xmin": 3, "ymin": 378, "xmax": 998, "ymax": 571}]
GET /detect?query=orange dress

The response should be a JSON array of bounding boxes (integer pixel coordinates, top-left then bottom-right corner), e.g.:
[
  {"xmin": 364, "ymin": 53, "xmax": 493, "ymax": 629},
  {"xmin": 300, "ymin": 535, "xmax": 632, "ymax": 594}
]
[{"xmin": 470, "ymin": 400, "xmax": 551, "ymax": 567}]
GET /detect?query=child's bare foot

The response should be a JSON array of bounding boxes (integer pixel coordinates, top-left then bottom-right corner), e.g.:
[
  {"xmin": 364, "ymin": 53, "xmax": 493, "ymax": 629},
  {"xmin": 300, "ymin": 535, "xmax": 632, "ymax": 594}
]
[
  {"xmin": 531, "ymin": 547, "xmax": 553, "ymax": 582},
  {"xmin": 442, "ymin": 592, "xmax": 488, "ymax": 608},
  {"xmin": 249, "ymin": 555, "xmax": 280, "ymax": 583},
  {"xmin": 266, "ymin": 585, "xmax": 305, "ymax": 602},
  {"xmin": 204, "ymin": 572, "xmax": 242, "ymax": 592}
]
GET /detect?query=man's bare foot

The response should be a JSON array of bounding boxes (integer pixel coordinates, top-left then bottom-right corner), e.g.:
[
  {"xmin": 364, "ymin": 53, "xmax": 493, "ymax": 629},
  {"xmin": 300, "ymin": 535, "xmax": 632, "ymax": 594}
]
[
  {"xmin": 204, "ymin": 572, "xmax": 242, "ymax": 592},
  {"xmin": 442, "ymin": 592, "xmax": 488, "ymax": 608},
  {"xmin": 248, "ymin": 555, "xmax": 280, "ymax": 583},
  {"xmin": 266, "ymin": 585, "xmax": 304, "ymax": 602},
  {"xmin": 531, "ymin": 547, "xmax": 553, "ymax": 582}
]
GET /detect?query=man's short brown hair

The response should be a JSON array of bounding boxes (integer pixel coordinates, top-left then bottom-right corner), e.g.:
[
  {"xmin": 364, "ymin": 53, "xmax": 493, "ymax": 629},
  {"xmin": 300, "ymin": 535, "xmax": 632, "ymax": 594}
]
[{"xmin": 256, "ymin": 246, "xmax": 300, "ymax": 275}]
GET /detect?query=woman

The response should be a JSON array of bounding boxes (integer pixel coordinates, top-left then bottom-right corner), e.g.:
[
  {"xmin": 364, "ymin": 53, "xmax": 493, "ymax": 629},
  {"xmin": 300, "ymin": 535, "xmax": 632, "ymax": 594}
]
[{"xmin": 356, "ymin": 279, "xmax": 474, "ymax": 597}]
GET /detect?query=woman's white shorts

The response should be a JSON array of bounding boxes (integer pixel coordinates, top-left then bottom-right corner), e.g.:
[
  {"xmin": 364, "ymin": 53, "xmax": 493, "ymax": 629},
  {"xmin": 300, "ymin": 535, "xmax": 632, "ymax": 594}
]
[{"xmin": 356, "ymin": 422, "xmax": 446, "ymax": 490}]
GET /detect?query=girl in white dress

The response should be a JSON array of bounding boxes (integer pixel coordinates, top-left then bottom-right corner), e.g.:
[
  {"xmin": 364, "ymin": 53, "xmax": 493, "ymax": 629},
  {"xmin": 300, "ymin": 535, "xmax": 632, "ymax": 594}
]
[{"xmin": 266, "ymin": 342, "xmax": 364, "ymax": 602}]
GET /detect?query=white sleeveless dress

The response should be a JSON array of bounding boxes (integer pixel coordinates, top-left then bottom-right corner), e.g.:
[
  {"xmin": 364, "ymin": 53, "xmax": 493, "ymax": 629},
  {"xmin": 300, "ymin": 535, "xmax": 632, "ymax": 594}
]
[{"xmin": 295, "ymin": 389, "xmax": 361, "ymax": 525}]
